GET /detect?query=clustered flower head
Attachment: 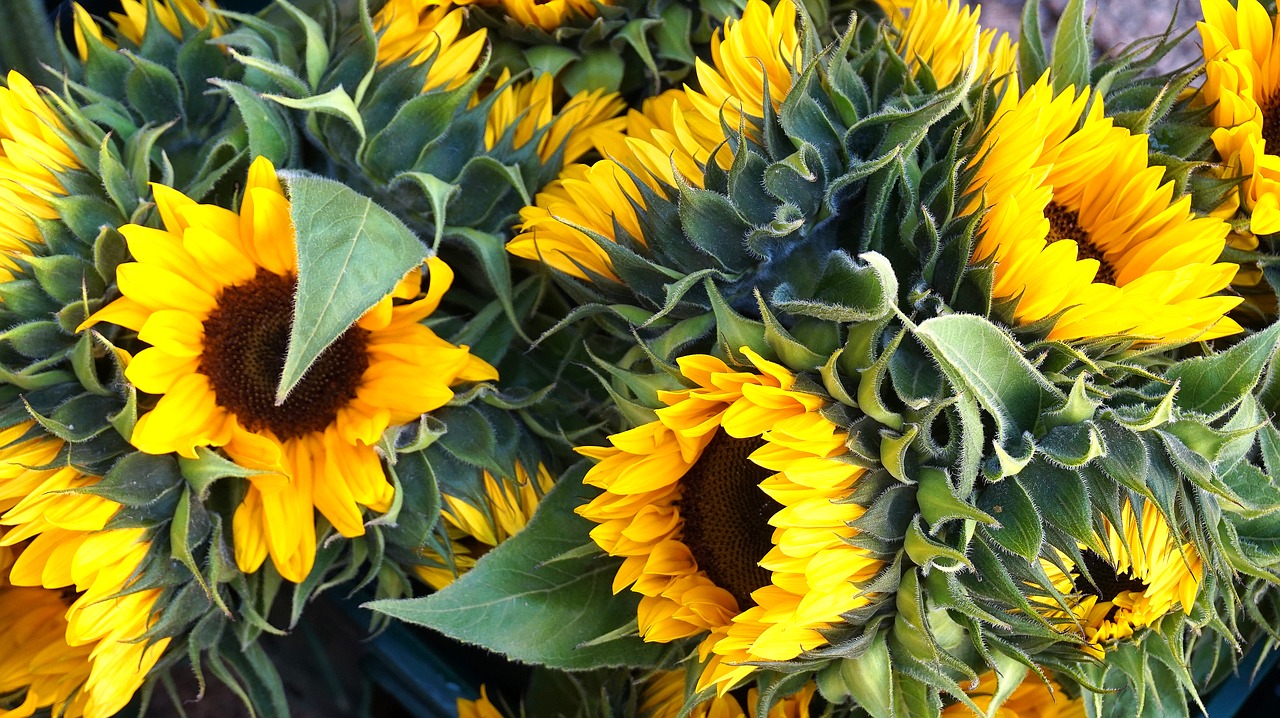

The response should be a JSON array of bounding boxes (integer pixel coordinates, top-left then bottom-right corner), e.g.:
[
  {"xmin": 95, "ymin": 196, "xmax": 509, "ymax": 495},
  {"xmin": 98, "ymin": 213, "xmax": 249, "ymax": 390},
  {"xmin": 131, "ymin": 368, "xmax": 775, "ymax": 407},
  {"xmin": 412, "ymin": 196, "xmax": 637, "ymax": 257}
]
[{"xmin": 1, "ymin": 0, "xmax": 1279, "ymax": 717}]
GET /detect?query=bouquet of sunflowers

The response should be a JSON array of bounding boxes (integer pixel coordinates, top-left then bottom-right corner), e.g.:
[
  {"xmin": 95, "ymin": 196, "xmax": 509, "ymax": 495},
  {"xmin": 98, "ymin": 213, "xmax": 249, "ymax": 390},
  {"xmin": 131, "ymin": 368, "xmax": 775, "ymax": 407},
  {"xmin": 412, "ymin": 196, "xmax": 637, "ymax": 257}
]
[{"xmin": 8, "ymin": 0, "xmax": 1280, "ymax": 716}]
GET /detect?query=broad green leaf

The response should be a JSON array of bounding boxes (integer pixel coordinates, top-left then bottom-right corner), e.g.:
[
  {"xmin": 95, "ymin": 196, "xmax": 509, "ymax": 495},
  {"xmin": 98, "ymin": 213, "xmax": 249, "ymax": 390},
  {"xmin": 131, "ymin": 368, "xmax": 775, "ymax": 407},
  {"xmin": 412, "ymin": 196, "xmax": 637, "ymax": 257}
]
[
  {"xmin": 913, "ymin": 314, "xmax": 1064, "ymax": 441},
  {"xmin": 276, "ymin": 172, "xmax": 428, "ymax": 402},
  {"xmin": 365, "ymin": 466, "xmax": 665, "ymax": 670},
  {"xmin": 1166, "ymin": 323, "xmax": 1280, "ymax": 419},
  {"xmin": 1049, "ymin": 0, "xmax": 1090, "ymax": 94}
]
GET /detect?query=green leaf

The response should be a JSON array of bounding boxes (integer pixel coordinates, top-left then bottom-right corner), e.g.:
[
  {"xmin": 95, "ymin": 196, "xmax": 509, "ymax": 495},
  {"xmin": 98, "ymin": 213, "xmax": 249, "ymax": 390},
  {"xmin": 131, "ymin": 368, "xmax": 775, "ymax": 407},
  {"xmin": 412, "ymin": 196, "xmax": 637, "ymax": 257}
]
[
  {"xmin": 707, "ymin": 279, "xmax": 771, "ymax": 362},
  {"xmin": 276, "ymin": 172, "xmax": 428, "ymax": 403},
  {"xmin": 978, "ymin": 479, "xmax": 1044, "ymax": 561},
  {"xmin": 366, "ymin": 466, "xmax": 665, "ymax": 670},
  {"xmin": 213, "ymin": 79, "xmax": 294, "ymax": 166},
  {"xmin": 678, "ymin": 184, "xmax": 751, "ymax": 270},
  {"xmin": 1017, "ymin": 0, "xmax": 1048, "ymax": 90},
  {"xmin": 654, "ymin": 3, "xmax": 694, "ymax": 65},
  {"xmin": 913, "ymin": 314, "xmax": 1064, "ymax": 441},
  {"xmin": 124, "ymin": 53, "xmax": 183, "ymax": 125},
  {"xmin": 98, "ymin": 136, "xmax": 137, "ymax": 217},
  {"xmin": 396, "ymin": 172, "xmax": 456, "ymax": 249},
  {"xmin": 433, "ymin": 405, "xmax": 499, "ymax": 473},
  {"xmin": 24, "ymin": 393, "xmax": 115, "ymax": 442},
  {"xmin": 819, "ymin": 630, "xmax": 893, "ymax": 718},
  {"xmin": 1166, "ymin": 323, "xmax": 1280, "ymax": 419},
  {"xmin": 757, "ymin": 292, "xmax": 824, "ymax": 371},
  {"xmin": 523, "ymin": 46, "xmax": 578, "ymax": 76},
  {"xmin": 904, "ymin": 516, "xmax": 972, "ymax": 572},
  {"xmin": 773, "ymin": 251, "xmax": 899, "ymax": 323},
  {"xmin": 266, "ymin": 87, "xmax": 366, "ymax": 144},
  {"xmin": 171, "ymin": 488, "xmax": 230, "ymax": 614},
  {"xmin": 1049, "ymin": 0, "xmax": 1090, "ymax": 95},
  {"xmin": 275, "ymin": 0, "xmax": 330, "ymax": 90},
  {"xmin": 178, "ymin": 447, "xmax": 268, "ymax": 500},
  {"xmin": 1037, "ymin": 422, "xmax": 1105, "ymax": 467},
  {"xmin": 616, "ymin": 19, "xmax": 661, "ymax": 86},
  {"xmin": 917, "ymin": 467, "xmax": 997, "ymax": 530},
  {"xmin": 85, "ymin": 451, "xmax": 184, "ymax": 507},
  {"xmin": 1019, "ymin": 461, "xmax": 1101, "ymax": 553},
  {"xmin": 560, "ymin": 49, "xmax": 625, "ymax": 94}
]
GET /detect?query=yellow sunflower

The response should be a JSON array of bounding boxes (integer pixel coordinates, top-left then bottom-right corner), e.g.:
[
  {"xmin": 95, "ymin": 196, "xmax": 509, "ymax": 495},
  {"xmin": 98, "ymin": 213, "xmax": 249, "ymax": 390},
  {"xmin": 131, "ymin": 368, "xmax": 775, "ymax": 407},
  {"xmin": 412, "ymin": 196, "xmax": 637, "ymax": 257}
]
[
  {"xmin": 0, "ymin": 71, "xmax": 80, "ymax": 281},
  {"xmin": 507, "ymin": 0, "xmax": 799, "ymax": 280},
  {"xmin": 476, "ymin": 69, "xmax": 626, "ymax": 164},
  {"xmin": 1198, "ymin": 0, "xmax": 1280, "ymax": 235},
  {"xmin": 0, "ymin": 424, "xmax": 168, "ymax": 718},
  {"xmin": 882, "ymin": 0, "xmax": 1017, "ymax": 86},
  {"xmin": 375, "ymin": 0, "xmax": 489, "ymax": 93},
  {"xmin": 940, "ymin": 671, "xmax": 1085, "ymax": 718},
  {"xmin": 506, "ymin": 158, "xmax": 647, "ymax": 281},
  {"xmin": 640, "ymin": 670, "xmax": 817, "ymax": 718},
  {"xmin": 73, "ymin": 0, "xmax": 223, "ymax": 59},
  {"xmin": 969, "ymin": 74, "xmax": 1241, "ymax": 342},
  {"xmin": 682, "ymin": 0, "xmax": 799, "ymax": 140},
  {"xmin": 80, "ymin": 157, "xmax": 497, "ymax": 583},
  {"xmin": 577, "ymin": 349, "xmax": 883, "ymax": 695},
  {"xmin": 0, "ymin": 586, "xmax": 95, "ymax": 718},
  {"xmin": 417, "ymin": 463, "xmax": 554, "ymax": 590},
  {"xmin": 1039, "ymin": 500, "xmax": 1202, "ymax": 649}
]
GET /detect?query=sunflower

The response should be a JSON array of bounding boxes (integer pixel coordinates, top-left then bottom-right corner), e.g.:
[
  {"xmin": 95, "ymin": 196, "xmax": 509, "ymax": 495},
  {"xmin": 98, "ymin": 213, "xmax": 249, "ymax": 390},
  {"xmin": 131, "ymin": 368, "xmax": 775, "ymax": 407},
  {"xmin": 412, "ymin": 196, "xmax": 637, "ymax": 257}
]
[
  {"xmin": 0, "ymin": 71, "xmax": 80, "ymax": 281},
  {"xmin": 1039, "ymin": 500, "xmax": 1202, "ymax": 649},
  {"xmin": 969, "ymin": 74, "xmax": 1241, "ymax": 342},
  {"xmin": 940, "ymin": 671, "xmax": 1085, "ymax": 718},
  {"xmin": 882, "ymin": 0, "xmax": 1017, "ymax": 86},
  {"xmin": 417, "ymin": 463, "xmax": 554, "ymax": 590},
  {"xmin": 475, "ymin": 69, "xmax": 626, "ymax": 164},
  {"xmin": 374, "ymin": 0, "xmax": 489, "ymax": 93},
  {"xmin": 682, "ymin": 0, "xmax": 799, "ymax": 140},
  {"xmin": 1198, "ymin": 0, "xmax": 1280, "ymax": 235},
  {"xmin": 80, "ymin": 157, "xmax": 497, "ymax": 583},
  {"xmin": 0, "ymin": 586, "xmax": 94, "ymax": 718},
  {"xmin": 506, "ymin": 0, "xmax": 799, "ymax": 280},
  {"xmin": 640, "ymin": 670, "xmax": 817, "ymax": 718},
  {"xmin": 577, "ymin": 349, "xmax": 883, "ymax": 695},
  {"xmin": 0, "ymin": 424, "xmax": 168, "ymax": 718},
  {"xmin": 73, "ymin": 0, "xmax": 223, "ymax": 59}
]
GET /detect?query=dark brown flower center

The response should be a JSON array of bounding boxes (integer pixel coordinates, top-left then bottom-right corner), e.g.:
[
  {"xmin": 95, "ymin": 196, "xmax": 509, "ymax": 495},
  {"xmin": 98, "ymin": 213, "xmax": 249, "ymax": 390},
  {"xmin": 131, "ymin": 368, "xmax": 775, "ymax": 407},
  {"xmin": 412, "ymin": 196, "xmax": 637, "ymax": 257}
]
[
  {"xmin": 1263, "ymin": 92, "xmax": 1280, "ymax": 150},
  {"xmin": 198, "ymin": 269, "xmax": 370, "ymax": 441},
  {"xmin": 677, "ymin": 431, "xmax": 781, "ymax": 609},
  {"xmin": 1078, "ymin": 550, "xmax": 1147, "ymax": 604},
  {"xmin": 1046, "ymin": 201, "xmax": 1117, "ymax": 285}
]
